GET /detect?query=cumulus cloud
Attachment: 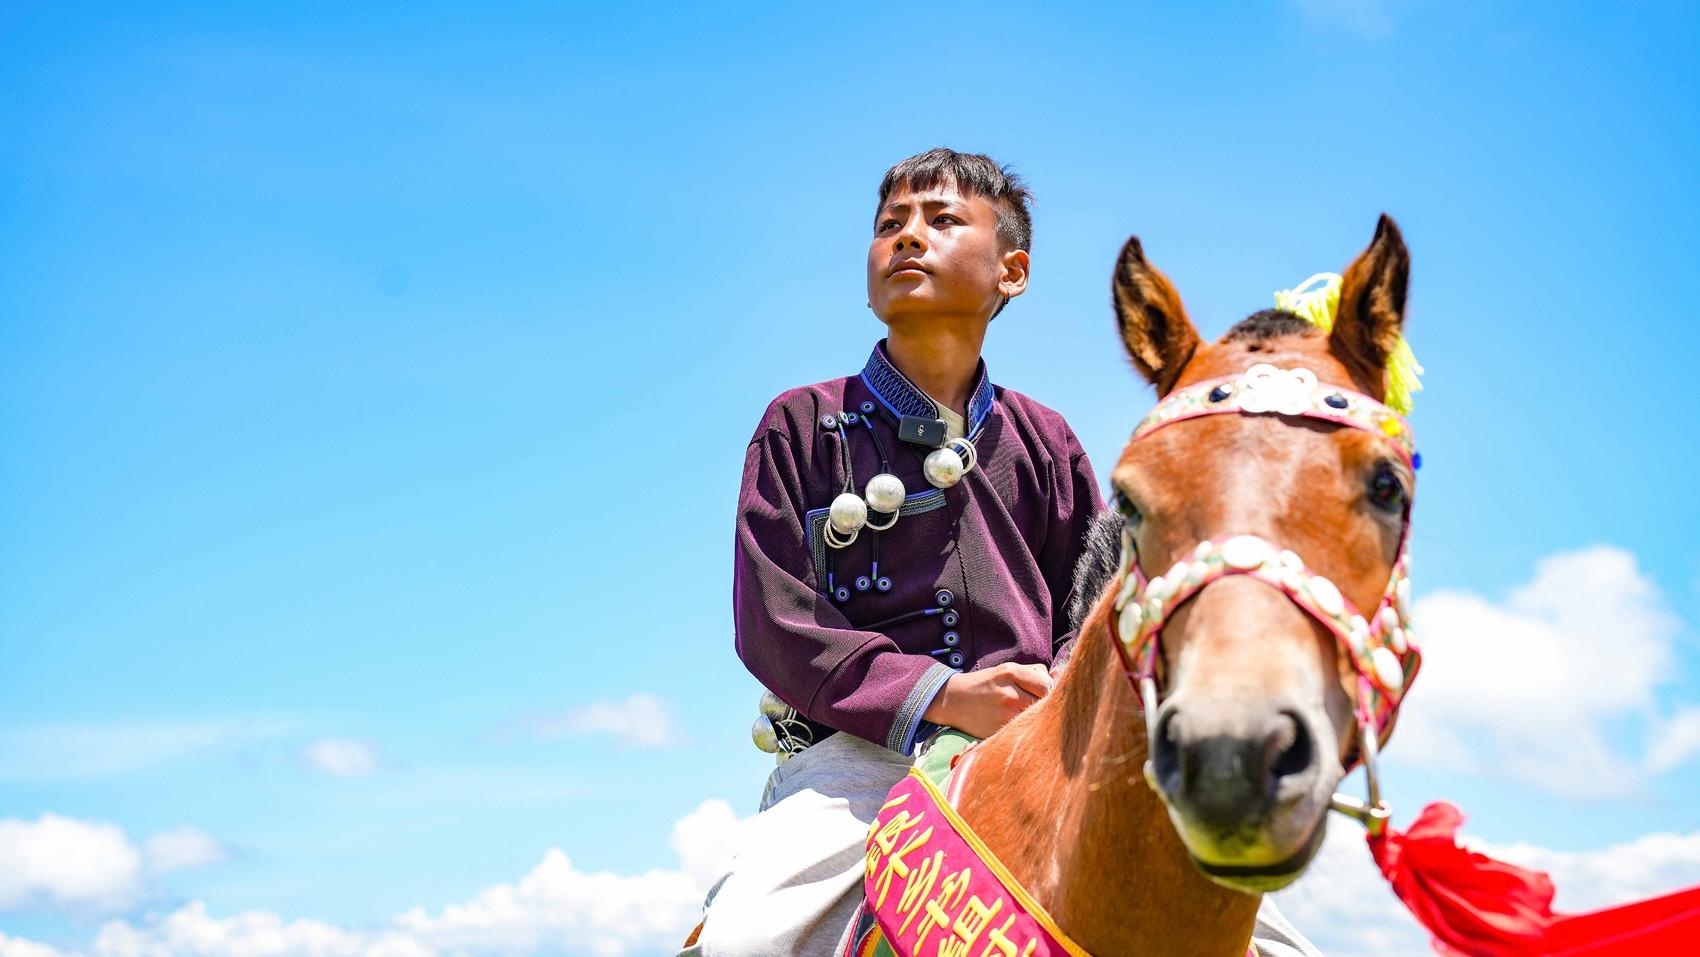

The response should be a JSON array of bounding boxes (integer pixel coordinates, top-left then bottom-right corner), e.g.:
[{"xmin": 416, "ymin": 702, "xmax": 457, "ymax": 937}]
[
  {"xmin": 0, "ymin": 799, "xmax": 748, "ymax": 957},
  {"xmin": 1396, "ymin": 546, "xmax": 1692, "ymax": 797},
  {"xmin": 1275, "ymin": 816, "xmax": 1700, "ymax": 957},
  {"xmin": 0, "ymin": 816, "xmax": 226, "ymax": 915},
  {"xmin": 498, "ymin": 693, "xmax": 681, "ymax": 748},
  {"xmin": 0, "ymin": 815, "xmax": 142, "ymax": 914},
  {"xmin": 301, "ymin": 738, "xmax": 381, "ymax": 777}
]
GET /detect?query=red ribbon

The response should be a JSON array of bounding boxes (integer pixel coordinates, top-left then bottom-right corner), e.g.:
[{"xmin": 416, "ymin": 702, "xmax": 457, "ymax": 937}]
[{"xmin": 1369, "ymin": 801, "xmax": 1700, "ymax": 956}]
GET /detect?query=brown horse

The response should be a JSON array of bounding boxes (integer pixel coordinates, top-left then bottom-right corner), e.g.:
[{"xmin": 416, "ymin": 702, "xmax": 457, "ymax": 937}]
[{"xmin": 947, "ymin": 215, "xmax": 1417, "ymax": 956}]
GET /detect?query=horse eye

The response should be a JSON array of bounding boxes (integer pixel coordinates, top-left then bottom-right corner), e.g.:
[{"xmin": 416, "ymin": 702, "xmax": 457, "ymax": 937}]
[
  {"xmin": 1368, "ymin": 466, "xmax": 1407, "ymax": 512},
  {"xmin": 1111, "ymin": 490, "xmax": 1143, "ymax": 526}
]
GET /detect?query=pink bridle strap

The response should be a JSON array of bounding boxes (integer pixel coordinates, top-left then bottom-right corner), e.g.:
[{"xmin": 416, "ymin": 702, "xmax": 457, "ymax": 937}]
[{"xmin": 1109, "ymin": 363, "xmax": 1423, "ymax": 764}]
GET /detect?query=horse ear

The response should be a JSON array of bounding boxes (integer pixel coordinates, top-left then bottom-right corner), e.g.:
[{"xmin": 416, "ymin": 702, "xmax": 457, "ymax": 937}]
[
  {"xmin": 1113, "ymin": 236, "xmax": 1201, "ymax": 394},
  {"xmin": 1331, "ymin": 214, "xmax": 1410, "ymax": 399}
]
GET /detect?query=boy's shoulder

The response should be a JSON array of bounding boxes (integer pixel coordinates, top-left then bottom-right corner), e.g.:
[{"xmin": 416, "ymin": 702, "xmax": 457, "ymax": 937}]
[
  {"xmin": 990, "ymin": 384, "xmax": 1086, "ymax": 456},
  {"xmin": 746, "ymin": 374, "xmax": 856, "ymax": 443}
]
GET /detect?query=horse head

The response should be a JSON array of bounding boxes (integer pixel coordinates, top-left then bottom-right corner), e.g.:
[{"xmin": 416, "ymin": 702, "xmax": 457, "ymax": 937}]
[{"xmin": 1086, "ymin": 214, "xmax": 1421, "ymax": 893}]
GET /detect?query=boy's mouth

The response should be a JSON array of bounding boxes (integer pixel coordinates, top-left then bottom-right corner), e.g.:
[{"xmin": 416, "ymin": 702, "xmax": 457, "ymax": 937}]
[{"xmin": 887, "ymin": 259, "xmax": 931, "ymax": 277}]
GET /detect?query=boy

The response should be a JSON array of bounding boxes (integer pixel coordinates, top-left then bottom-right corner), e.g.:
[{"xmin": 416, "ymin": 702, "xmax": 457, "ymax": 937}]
[{"xmin": 686, "ymin": 149, "xmax": 1321, "ymax": 956}]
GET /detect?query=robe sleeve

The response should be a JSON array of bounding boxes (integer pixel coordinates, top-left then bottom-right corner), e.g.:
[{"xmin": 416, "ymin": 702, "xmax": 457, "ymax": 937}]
[
  {"xmin": 1043, "ymin": 430, "xmax": 1106, "ymax": 670},
  {"xmin": 733, "ymin": 425, "xmax": 956, "ymax": 754}
]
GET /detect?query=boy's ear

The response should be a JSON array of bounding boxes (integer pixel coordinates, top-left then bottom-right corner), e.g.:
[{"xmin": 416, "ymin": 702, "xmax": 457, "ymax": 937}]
[
  {"xmin": 1112, "ymin": 236, "xmax": 1200, "ymax": 394},
  {"xmin": 997, "ymin": 247, "xmax": 1030, "ymax": 305},
  {"xmin": 1331, "ymin": 214, "xmax": 1410, "ymax": 399}
]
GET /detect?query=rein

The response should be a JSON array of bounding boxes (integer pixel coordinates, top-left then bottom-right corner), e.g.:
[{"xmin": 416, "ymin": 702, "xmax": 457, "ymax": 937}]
[{"xmin": 1106, "ymin": 363, "xmax": 1421, "ymax": 834}]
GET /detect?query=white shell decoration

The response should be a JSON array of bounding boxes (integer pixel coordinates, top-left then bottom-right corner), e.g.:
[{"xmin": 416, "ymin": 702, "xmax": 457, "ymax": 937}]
[
  {"xmin": 1116, "ymin": 572, "xmax": 1139, "ymax": 611},
  {"xmin": 1372, "ymin": 647, "xmax": 1405, "ymax": 691},
  {"xmin": 1278, "ymin": 549, "xmax": 1305, "ymax": 571},
  {"xmin": 1390, "ymin": 626, "xmax": 1409, "ymax": 654},
  {"xmin": 1307, "ymin": 575, "xmax": 1345, "ymax": 616},
  {"xmin": 1395, "ymin": 579, "xmax": 1412, "ymax": 619},
  {"xmin": 1186, "ymin": 561, "xmax": 1209, "ymax": 586},
  {"xmin": 1236, "ymin": 364, "xmax": 1319, "ymax": 416},
  {"xmin": 923, "ymin": 447, "xmax": 965, "ymax": 487},
  {"xmin": 1194, "ymin": 540, "xmax": 1214, "ymax": 560},
  {"xmin": 1222, "ymin": 535, "xmax": 1272, "ymax": 570},
  {"xmin": 1118, "ymin": 603, "xmax": 1143, "ymax": 645},
  {"xmin": 1347, "ymin": 614, "xmax": 1371, "ymax": 655},
  {"xmin": 1378, "ymin": 607, "xmax": 1401, "ymax": 634},
  {"xmin": 1145, "ymin": 575, "xmax": 1171, "ymax": 605},
  {"xmin": 864, "ymin": 473, "xmax": 906, "ymax": 513},
  {"xmin": 1165, "ymin": 561, "xmax": 1189, "ymax": 588},
  {"xmin": 829, "ymin": 492, "xmax": 868, "ymax": 534}
]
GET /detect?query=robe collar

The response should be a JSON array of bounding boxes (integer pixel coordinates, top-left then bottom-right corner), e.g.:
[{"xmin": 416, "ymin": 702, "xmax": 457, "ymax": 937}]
[{"xmin": 860, "ymin": 339, "xmax": 997, "ymax": 439}]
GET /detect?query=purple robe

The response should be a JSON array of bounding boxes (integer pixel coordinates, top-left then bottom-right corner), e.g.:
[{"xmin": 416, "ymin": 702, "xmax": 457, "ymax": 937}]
[{"xmin": 734, "ymin": 341, "xmax": 1104, "ymax": 754}]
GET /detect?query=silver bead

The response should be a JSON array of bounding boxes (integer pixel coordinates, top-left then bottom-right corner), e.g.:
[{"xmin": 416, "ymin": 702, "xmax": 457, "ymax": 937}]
[
  {"xmin": 751, "ymin": 715, "xmax": 779, "ymax": 753},
  {"xmin": 923, "ymin": 447, "xmax": 965, "ymax": 488},
  {"xmin": 864, "ymin": 473, "xmax": 906, "ymax": 513},
  {"xmin": 758, "ymin": 690, "xmax": 790, "ymax": 721},
  {"xmin": 829, "ymin": 492, "xmax": 868, "ymax": 535}
]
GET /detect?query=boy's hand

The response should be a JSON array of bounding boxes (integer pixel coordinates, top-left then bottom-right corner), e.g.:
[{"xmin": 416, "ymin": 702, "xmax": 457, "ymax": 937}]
[{"xmin": 922, "ymin": 663, "xmax": 1053, "ymax": 739}]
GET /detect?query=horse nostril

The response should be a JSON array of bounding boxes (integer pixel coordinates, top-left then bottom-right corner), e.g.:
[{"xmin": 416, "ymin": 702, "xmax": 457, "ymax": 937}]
[
  {"xmin": 1150, "ymin": 708, "xmax": 1182, "ymax": 791},
  {"xmin": 1269, "ymin": 710, "xmax": 1313, "ymax": 782}
]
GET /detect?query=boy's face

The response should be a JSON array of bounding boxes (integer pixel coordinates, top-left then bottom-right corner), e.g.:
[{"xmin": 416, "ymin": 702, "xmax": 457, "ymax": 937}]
[{"xmin": 866, "ymin": 181, "xmax": 1028, "ymax": 326}]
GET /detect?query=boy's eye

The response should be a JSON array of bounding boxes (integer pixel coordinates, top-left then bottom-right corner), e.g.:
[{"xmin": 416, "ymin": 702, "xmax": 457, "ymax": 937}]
[{"xmin": 877, "ymin": 220, "xmax": 899, "ymax": 231}]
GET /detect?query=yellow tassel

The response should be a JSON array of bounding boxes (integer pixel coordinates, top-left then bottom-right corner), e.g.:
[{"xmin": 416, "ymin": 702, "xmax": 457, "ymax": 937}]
[{"xmin": 1273, "ymin": 272, "xmax": 1423, "ymax": 415}]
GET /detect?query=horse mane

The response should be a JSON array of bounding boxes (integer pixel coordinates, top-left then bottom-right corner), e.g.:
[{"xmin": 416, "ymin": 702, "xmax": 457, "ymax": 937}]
[{"xmin": 1068, "ymin": 509, "xmax": 1124, "ymax": 631}]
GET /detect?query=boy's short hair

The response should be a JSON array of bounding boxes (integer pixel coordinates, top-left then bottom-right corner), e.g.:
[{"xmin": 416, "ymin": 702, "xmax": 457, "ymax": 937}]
[{"xmin": 877, "ymin": 148, "xmax": 1034, "ymax": 253}]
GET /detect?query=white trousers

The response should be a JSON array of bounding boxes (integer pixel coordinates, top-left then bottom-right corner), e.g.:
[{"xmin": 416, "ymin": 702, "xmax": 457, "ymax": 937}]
[{"xmin": 682, "ymin": 730, "xmax": 1324, "ymax": 957}]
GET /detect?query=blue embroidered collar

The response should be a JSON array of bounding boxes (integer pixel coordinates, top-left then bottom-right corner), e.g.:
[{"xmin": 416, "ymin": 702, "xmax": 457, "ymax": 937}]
[{"xmin": 860, "ymin": 339, "xmax": 997, "ymax": 439}]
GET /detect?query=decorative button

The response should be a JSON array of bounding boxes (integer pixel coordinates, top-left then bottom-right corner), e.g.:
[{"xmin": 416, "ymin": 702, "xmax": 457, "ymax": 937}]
[
  {"xmin": 752, "ymin": 715, "xmax": 779, "ymax": 753},
  {"xmin": 758, "ymin": 691, "xmax": 789, "ymax": 720},
  {"xmin": 860, "ymin": 401, "xmax": 875, "ymax": 414},
  {"xmin": 875, "ymin": 576, "xmax": 893, "ymax": 593},
  {"xmin": 1209, "ymin": 384, "xmax": 1233, "ymax": 403},
  {"xmin": 941, "ymin": 631, "xmax": 960, "ymax": 647},
  {"xmin": 941, "ymin": 610, "xmax": 959, "ymax": 627},
  {"xmin": 946, "ymin": 651, "xmax": 965, "ymax": 668},
  {"xmin": 833, "ymin": 585, "xmax": 851, "ymax": 602},
  {"xmin": 935, "ymin": 589, "xmax": 954, "ymax": 607},
  {"xmin": 1325, "ymin": 393, "xmax": 1349, "ymax": 409},
  {"xmin": 820, "ymin": 414, "xmax": 837, "ymax": 430},
  {"xmin": 843, "ymin": 412, "xmax": 859, "ymax": 425},
  {"xmin": 854, "ymin": 576, "xmax": 871, "ymax": 592}
]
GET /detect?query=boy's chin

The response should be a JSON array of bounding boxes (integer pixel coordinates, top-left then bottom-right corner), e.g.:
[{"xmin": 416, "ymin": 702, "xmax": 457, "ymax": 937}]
[{"xmin": 874, "ymin": 296, "xmax": 994, "ymax": 328}]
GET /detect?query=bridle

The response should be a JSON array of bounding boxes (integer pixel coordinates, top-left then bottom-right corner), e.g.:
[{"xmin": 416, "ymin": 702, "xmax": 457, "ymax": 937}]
[{"xmin": 1108, "ymin": 363, "xmax": 1422, "ymax": 834}]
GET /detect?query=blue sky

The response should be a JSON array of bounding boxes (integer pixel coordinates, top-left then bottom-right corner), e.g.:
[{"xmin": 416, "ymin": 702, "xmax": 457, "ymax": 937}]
[{"xmin": 2, "ymin": 3, "xmax": 1697, "ymax": 955}]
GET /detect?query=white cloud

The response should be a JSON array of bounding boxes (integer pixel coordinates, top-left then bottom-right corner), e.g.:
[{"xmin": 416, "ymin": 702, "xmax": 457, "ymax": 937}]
[
  {"xmin": 1275, "ymin": 816, "xmax": 1700, "ymax": 957},
  {"xmin": 1396, "ymin": 546, "xmax": 1691, "ymax": 797},
  {"xmin": 0, "ymin": 815, "xmax": 142, "ymax": 913},
  {"xmin": 501, "ymin": 693, "xmax": 681, "ymax": 748},
  {"xmin": 141, "ymin": 827, "xmax": 228, "ymax": 874},
  {"xmin": 0, "ymin": 815, "xmax": 228, "ymax": 916},
  {"xmin": 0, "ymin": 932, "xmax": 74, "ymax": 957},
  {"xmin": 301, "ymin": 738, "xmax": 381, "ymax": 778},
  {"xmin": 0, "ymin": 799, "xmax": 749, "ymax": 957}
]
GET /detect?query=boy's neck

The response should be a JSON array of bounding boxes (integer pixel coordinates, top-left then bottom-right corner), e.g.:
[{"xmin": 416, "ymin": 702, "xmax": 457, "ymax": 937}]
[{"xmin": 884, "ymin": 324, "xmax": 988, "ymax": 418}]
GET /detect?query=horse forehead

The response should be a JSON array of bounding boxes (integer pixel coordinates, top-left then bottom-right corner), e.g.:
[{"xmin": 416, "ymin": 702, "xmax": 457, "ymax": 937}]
[{"xmin": 1175, "ymin": 334, "xmax": 1350, "ymax": 388}]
